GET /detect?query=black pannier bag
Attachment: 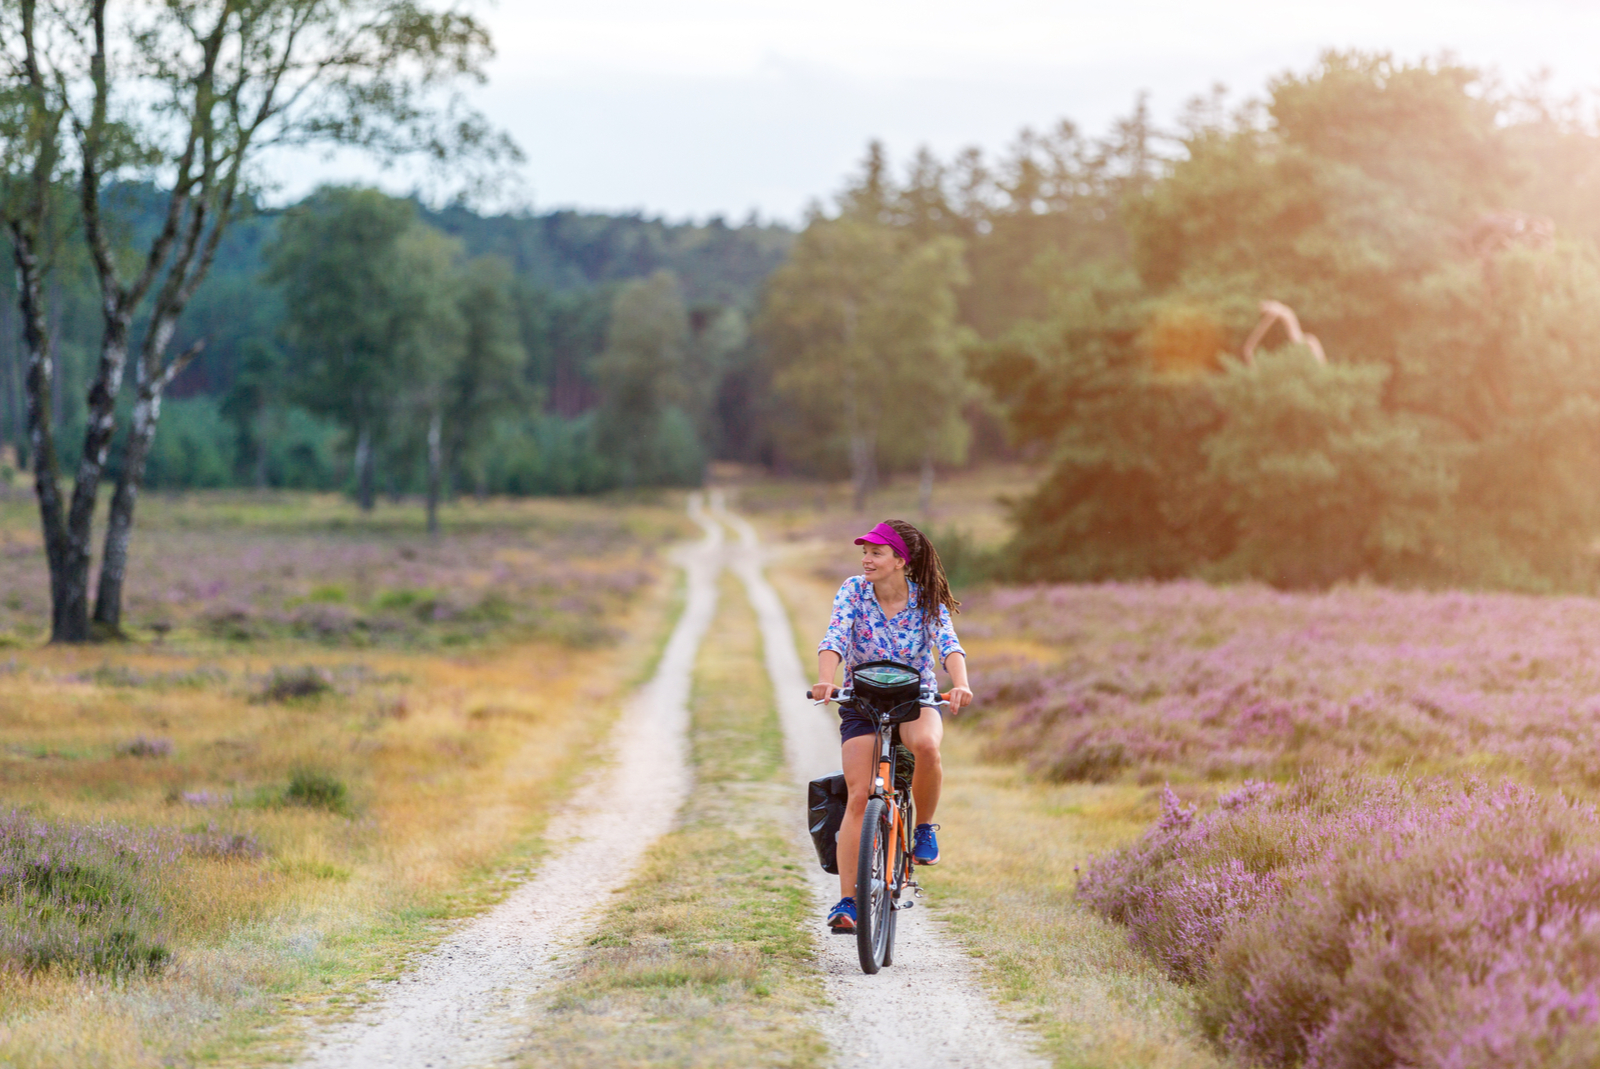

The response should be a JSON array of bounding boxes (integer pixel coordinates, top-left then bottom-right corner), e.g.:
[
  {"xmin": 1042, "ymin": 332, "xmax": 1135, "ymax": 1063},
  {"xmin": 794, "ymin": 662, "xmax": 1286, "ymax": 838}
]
[
  {"xmin": 808, "ymin": 772, "xmax": 848, "ymax": 874},
  {"xmin": 851, "ymin": 660, "xmax": 923, "ymax": 723}
]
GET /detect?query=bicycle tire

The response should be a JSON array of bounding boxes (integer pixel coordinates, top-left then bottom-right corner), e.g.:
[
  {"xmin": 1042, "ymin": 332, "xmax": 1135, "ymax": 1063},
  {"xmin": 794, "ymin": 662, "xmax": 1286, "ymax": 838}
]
[
  {"xmin": 856, "ymin": 797, "xmax": 892, "ymax": 973},
  {"xmin": 883, "ymin": 794, "xmax": 916, "ymax": 967}
]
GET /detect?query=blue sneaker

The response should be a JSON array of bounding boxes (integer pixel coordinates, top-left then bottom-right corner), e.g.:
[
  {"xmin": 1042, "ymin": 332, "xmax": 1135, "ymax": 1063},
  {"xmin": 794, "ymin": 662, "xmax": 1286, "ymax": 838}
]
[
  {"xmin": 827, "ymin": 897, "xmax": 857, "ymax": 933},
  {"xmin": 913, "ymin": 823, "xmax": 941, "ymax": 865}
]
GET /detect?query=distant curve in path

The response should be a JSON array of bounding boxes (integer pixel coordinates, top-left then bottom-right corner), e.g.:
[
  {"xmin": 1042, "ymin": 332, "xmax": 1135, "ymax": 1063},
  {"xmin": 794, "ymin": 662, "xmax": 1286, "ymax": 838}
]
[
  {"xmin": 293, "ymin": 496, "xmax": 723, "ymax": 1069},
  {"xmin": 718, "ymin": 501, "xmax": 1048, "ymax": 1069}
]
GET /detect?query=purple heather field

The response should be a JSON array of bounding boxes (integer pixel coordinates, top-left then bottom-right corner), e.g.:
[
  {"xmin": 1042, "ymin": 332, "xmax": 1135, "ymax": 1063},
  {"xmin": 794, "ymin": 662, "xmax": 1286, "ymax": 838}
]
[
  {"xmin": 963, "ymin": 581, "xmax": 1600, "ymax": 1068},
  {"xmin": 0, "ymin": 499, "xmax": 656, "ymax": 647},
  {"xmin": 967, "ymin": 581, "xmax": 1600, "ymax": 786}
]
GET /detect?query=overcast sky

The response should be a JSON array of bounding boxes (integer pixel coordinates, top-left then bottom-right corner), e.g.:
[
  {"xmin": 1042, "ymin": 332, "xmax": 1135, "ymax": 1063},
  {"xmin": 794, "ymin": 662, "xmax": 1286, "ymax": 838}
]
[{"xmin": 273, "ymin": 0, "xmax": 1600, "ymax": 223}]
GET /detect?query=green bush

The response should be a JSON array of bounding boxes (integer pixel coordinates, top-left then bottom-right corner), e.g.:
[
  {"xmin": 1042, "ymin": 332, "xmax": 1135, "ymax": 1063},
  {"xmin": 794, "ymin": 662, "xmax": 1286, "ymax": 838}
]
[
  {"xmin": 143, "ymin": 396, "xmax": 235, "ymax": 490},
  {"xmin": 264, "ymin": 406, "xmax": 342, "ymax": 489},
  {"xmin": 284, "ymin": 767, "xmax": 349, "ymax": 814}
]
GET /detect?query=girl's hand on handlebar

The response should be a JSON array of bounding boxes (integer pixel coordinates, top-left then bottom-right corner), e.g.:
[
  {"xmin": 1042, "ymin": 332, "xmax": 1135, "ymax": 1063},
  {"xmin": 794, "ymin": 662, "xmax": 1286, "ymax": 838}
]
[
  {"xmin": 810, "ymin": 682, "xmax": 837, "ymax": 704},
  {"xmin": 946, "ymin": 685, "xmax": 974, "ymax": 716}
]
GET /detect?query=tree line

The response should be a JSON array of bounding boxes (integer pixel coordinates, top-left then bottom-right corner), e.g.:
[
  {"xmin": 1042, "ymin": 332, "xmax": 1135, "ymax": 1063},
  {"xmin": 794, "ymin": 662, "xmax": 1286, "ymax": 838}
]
[
  {"xmin": 0, "ymin": 190, "xmax": 790, "ymax": 501},
  {"xmin": 969, "ymin": 54, "xmax": 1600, "ymax": 592},
  {"xmin": 762, "ymin": 53, "xmax": 1600, "ymax": 594},
  {"xmin": 12, "ymin": 33, "xmax": 1600, "ymax": 646}
]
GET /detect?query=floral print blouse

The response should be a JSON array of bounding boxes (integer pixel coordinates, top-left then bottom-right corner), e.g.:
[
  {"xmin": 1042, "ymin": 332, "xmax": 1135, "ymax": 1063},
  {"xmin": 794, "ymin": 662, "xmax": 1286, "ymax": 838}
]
[{"xmin": 817, "ymin": 575, "xmax": 964, "ymax": 692}]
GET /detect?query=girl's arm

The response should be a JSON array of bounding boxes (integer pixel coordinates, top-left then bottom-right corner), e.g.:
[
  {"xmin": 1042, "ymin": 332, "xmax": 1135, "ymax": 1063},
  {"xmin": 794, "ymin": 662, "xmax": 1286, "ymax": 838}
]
[
  {"xmin": 812, "ymin": 650, "xmax": 842, "ymax": 703},
  {"xmin": 943, "ymin": 651, "xmax": 973, "ymax": 715},
  {"xmin": 933, "ymin": 603, "xmax": 972, "ymax": 713},
  {"xmin": 813, "ymin": 578, "xmax": 856, "ymax": 702}
]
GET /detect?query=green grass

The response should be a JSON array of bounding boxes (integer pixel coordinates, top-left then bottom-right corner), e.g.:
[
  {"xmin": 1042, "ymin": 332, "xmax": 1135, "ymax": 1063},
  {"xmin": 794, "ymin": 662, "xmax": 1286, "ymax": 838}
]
[{"xmin": 514, "ymin": 570, "xmax": 826, "ymax": 1069}]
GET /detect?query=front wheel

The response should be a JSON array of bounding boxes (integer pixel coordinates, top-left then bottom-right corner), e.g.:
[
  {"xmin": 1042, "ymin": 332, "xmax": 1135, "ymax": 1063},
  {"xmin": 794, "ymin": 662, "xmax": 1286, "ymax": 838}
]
[
  {"xmin": 883, "ymin": 797, "xmax": 911, "ymax": 967},
  {"xmin": 855, "ymin": 797, "xmax": 892, "ymax": 973}
]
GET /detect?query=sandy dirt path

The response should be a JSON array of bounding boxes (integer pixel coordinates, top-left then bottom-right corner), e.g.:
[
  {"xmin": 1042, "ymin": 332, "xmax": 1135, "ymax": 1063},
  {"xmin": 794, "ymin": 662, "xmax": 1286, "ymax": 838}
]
[
  {"xmin": 293, "ymin": 497, "xmax": 723, "ymax": 1069},
  {"xmin": 718, "ymin": 502, "xmax": 1048, "ymax": 1069}
]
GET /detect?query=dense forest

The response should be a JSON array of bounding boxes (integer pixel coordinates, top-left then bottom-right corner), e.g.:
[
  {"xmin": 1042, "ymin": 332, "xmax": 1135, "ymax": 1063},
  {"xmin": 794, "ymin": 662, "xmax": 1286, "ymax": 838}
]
[
  {"xmin": 11, "ymin": 51, "xmax": 1600, "ymax": 591},
  {"xmin": 0, "ymin": 191, "xmax": 792, "ymax": 496},
  {"xmin": 759, "ymin": 52, "xmax": 1600, "ymax": 592}
]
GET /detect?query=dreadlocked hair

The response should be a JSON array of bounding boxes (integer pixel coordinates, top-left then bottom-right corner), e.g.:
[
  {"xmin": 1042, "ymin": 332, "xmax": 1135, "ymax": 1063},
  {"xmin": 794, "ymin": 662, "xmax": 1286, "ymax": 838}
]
[{"xmin": 885, "ymin": 519, "xmax": 960, "ymax": 640}]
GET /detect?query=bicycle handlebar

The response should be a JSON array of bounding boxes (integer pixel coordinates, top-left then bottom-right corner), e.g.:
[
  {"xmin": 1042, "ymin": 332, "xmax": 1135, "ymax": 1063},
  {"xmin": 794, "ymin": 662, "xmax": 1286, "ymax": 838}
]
[{"xmin": 805, "ymin": 687, "xmax": 952, "ymax": 707}]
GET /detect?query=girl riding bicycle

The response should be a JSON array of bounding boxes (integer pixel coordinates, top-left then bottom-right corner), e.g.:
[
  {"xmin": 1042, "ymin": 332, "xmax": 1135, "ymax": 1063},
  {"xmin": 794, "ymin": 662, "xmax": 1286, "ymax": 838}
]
[{"xmin": 810, "ymin": 519, "xmax": 973, "ymax": 932}]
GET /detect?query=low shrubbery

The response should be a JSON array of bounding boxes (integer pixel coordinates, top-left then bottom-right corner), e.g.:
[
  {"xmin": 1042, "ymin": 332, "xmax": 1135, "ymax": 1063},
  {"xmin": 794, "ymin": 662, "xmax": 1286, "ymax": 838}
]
[
  {"xmin": 967, "ymin": 581, "xmax": 1600, "ymax": 788},
  {"xmin": 0, "ymin": 812, "xmax": 175, "ymax": 976},
  {"xmin": 965, "ymin": 581, "xmax": 1600, "ymax": 1065},
  {"xmin": 180, "ymin": 824, "xmax": 265, "ymax": 860},
  {"xmin": 283, "ymin": 768, "xmax": 350, "ymax": 814},
  {"xmin": 1080, "ymin": 775, "xmax": 1600, "ymax": 1069},
  {"xmin": 117, "ymin": 736, "xmax": 174, "ymax": 759},
  {"xmin": 256, "ymin": 665, "xmax": 334, "ymax": 702}
]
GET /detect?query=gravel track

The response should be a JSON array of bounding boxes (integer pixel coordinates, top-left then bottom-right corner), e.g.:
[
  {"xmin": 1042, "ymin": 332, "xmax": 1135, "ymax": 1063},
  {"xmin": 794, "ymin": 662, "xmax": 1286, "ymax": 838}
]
[
  {"xmin": 289, "ymin": 495, "xmax": 1042, "ymax": 1069},
  {"xmin": 292, "ymin": 496, "xmax": 723, "ymax": 1069},
  {"xmin": 719, "ymin": 501, "xmax": 1048, "ymax": 1069}
]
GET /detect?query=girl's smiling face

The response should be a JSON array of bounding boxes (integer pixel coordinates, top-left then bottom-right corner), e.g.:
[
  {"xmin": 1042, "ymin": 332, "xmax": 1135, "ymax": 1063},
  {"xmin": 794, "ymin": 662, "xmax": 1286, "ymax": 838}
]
[{"xmin": 861, "ymin": 541, "xmax": 906, "ymax": 582}]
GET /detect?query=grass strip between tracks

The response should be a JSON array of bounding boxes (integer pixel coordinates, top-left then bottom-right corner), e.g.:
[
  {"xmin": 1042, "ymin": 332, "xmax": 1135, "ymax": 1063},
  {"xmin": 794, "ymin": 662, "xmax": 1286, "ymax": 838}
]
[{"xmin": 514, "ymin": 570, "xmax": 826, "ymax": 1068}]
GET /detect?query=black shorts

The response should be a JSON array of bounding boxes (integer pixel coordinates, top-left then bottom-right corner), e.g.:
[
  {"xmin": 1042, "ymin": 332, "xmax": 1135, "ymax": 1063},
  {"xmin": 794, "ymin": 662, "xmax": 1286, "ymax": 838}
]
[{"xmin": 838, "ymin": 703, "xmax": 939, "ymax": 744}]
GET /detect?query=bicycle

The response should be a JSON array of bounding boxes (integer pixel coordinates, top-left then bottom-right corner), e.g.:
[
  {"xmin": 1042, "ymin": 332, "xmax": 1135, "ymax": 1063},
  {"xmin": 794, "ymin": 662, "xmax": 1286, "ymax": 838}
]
[{"xmin": 810, "ymin": 660, "xmax": 951, "ymax": 974}]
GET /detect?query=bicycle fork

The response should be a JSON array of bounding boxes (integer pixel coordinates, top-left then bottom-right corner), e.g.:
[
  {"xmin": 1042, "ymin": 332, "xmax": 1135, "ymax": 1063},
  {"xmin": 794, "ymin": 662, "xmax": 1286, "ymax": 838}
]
[{"xmin": 877, "ymin": 754, "xmax": 924, "ymax": 909}]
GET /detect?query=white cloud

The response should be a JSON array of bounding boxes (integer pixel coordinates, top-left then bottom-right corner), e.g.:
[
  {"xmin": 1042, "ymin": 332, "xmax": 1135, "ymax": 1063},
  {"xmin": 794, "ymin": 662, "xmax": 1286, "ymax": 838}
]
[{"xmin": 263, "ymin": 0, "xmax": 1600, "ymax": 220}]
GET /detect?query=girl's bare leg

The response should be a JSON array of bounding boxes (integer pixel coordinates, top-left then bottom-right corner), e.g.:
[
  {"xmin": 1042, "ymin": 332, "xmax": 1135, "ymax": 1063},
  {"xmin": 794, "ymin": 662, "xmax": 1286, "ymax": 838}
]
[
  {"xmin": 837, "ymin": 734, "xmax": 878, "ymax": 899},
  {"xmin": 897, "ymin": 706, "xmax": 944, "ymax": 824}
]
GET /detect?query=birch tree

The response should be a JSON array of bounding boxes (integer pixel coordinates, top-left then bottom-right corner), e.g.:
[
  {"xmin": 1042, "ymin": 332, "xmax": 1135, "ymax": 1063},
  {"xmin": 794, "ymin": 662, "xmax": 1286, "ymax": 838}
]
[{"xmin": 0, "ymin": 0, "xmax": 516, "ymax": 641}]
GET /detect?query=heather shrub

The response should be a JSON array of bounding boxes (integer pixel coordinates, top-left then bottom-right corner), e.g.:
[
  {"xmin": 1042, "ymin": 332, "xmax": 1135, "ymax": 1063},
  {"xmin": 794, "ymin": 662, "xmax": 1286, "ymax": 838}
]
[
  {"xmin": 0, "ymin": 811, "xmax": 175, "ymax": 975},
  {"xmin": 1081, "ymin": 774, "xmax": 1600, "ymax": 1068},
  {"xmin": 1041, "ymin": 739, "xmax": 1129, "ymax": 783},
  {"xmin": 374, "ymin": 587, "xmax": 440, "ymax": 618},
  {"xmin": 181, "ymin": 825, "xmax": 265, "ymax": 860},
  {"xmin": 283, "ymin": 767, "xmax": 349, "ymax": 814},
  {"xmin": 287, "ymin": 601, "xmax": 359, "ymax": 639},
  {"xmin": 117, "ymin": 736, "xmax": 174, "ymax": 758},
  {"xmin": 203, "ymin": 602, "xmax": 261, "ymax": 641},
  {"xmin": 258, "ymin": 665, "xmax": 334, "ymax": 702},
  {"xmin": 83, "ymin": 663, "xmax": 145, "ymax": 687},
  {"xmin": 969, "ymin": 582, "xmax": 1600, "ymax": 789}
]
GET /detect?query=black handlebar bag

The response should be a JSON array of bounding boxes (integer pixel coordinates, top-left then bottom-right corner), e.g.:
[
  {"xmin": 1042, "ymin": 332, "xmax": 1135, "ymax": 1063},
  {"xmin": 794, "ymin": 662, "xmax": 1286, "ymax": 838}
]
[{"xmin": 850, "ymin": 660, "xmax": 923, "ymax": 723}]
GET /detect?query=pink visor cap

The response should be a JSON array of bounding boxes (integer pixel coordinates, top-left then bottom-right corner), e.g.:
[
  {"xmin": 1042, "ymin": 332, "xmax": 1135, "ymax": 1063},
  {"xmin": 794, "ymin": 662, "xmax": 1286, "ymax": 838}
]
[{"xmin": 854, "ymin": 522, "xmax": 910, "ymax": 561}]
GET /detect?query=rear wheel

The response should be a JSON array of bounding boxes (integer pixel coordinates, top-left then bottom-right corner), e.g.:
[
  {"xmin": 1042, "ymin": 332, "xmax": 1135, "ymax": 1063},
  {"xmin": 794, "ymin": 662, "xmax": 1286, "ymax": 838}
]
[{"xmin": 855, "ymin": 798, "xmax": 892, "ymax": 973}]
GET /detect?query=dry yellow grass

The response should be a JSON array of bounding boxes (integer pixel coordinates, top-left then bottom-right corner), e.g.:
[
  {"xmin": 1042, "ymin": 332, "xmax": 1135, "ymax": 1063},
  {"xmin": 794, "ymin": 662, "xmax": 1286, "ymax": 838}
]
[
  {"xmin": 514, "ymin": 570, "xmax": 826, "ymax": 1069},
  {"xmin": 0, "ymin": 491, "xmax": 691, "ymax": 1067},
  {"xmin": 923, "ymin": 742, "xmax": 1225, "ymax": 1069}
]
